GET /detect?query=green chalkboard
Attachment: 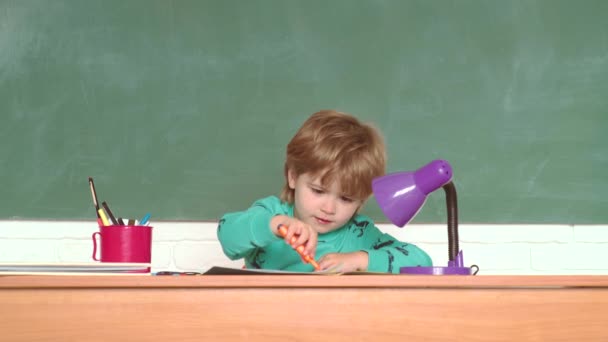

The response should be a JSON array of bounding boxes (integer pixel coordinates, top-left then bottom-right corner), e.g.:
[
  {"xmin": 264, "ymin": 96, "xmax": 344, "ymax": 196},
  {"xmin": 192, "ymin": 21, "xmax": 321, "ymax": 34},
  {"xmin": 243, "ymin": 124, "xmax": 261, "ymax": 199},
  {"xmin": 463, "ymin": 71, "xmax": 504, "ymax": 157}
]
[{"xmin": 1, "ymin": 0, "xmax": 607, "ymax": 224}]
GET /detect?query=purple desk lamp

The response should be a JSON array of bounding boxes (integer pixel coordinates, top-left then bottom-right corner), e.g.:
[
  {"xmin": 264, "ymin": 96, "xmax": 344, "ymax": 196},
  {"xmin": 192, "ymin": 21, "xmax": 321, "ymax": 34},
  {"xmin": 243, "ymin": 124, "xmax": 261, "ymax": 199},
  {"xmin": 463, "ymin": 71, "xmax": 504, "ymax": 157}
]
[{"xmin": 372, "ymin": 160, "xmax": 478, "ymax": 275}]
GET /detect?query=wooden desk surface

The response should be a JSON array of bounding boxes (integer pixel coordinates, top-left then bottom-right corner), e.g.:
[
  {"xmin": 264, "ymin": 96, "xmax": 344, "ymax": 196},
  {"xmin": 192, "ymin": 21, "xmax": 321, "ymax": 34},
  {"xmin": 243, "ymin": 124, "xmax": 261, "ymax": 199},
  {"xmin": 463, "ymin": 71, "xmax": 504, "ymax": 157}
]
[
  {"xmin": 1, "ymin": 274, "xmax": 608, "ymax": 288},
  {"xmin": 1, "ymin": 275, "xmax": 608, "ymax": 341}
]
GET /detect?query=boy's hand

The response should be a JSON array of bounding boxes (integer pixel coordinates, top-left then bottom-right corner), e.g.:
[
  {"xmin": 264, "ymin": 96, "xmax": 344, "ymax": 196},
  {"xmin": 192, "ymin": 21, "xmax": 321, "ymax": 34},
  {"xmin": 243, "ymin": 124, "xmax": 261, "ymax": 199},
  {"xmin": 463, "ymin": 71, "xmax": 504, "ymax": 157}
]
[
  {"xmin": 318, "ymin": 251, "xmax": 368, "ymax": 273},
  {"xmin": 270, "ymin": 215, "xmax": 318, "ymax": 260}
]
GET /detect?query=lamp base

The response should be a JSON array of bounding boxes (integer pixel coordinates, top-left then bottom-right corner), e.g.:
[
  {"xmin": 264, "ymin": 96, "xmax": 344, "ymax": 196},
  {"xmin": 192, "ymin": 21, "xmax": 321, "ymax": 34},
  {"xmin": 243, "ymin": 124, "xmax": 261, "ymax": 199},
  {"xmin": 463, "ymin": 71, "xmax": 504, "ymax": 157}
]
[
  {"xmin": 400, "ymin": 266, "xmax": 477, "ymax": 275},
  {"xmin": 400, "ymin": 250, "xmax": 479, "ymax": 275}
]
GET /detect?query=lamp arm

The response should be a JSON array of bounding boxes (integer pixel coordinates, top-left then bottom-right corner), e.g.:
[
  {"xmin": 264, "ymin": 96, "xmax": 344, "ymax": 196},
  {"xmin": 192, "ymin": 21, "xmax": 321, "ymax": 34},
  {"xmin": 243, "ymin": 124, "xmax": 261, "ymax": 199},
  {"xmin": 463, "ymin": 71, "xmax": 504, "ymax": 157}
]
[{"xmin": 442, "ymin": 181, "xmax": 459, "ymax": 262}]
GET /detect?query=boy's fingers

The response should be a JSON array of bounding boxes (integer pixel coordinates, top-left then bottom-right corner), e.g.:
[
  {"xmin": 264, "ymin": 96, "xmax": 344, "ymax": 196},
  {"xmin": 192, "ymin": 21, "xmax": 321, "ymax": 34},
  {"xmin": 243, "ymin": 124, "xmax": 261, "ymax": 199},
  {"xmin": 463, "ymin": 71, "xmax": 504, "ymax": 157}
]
[
  {"xmin": 305, "ymin": 233, "xmax": 317, "ymax": 256},
  {"xmin": 281, "ymin": 223, "xmax": 319, "ymax": 261},
  {"xmin": 284, "ymin": 229, "xmax": 294, "ymax": 243},
  {"xmin": 293, "ymin": 232, "xmax": 308, "ymax": 247},
  {"xmin": 284, "ymin": 225, "xmax": 298, "ymax": 244},
  {"xmin": 277, "ymin": 223, "xmax": 290, "ymax": 241},
  {"xmin": 319, "ymin": 261, "xmax": 332, "ymax": 271},
  {"xmin": 290, "ymin": 224, "xmax": 305, "ymax": 244}
]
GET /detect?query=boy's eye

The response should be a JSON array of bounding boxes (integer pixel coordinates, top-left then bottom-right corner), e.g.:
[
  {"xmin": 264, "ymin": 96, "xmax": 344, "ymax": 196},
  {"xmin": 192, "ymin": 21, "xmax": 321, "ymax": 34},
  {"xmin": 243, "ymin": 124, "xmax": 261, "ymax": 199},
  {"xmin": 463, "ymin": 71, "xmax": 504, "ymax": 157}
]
[
  {"xmin": 340, "ymin": 196, "xmax": 354, "ymax": 203},
  {"xmin": 311, "ymin": 187, "xmax": 324, "ymax": 194}
]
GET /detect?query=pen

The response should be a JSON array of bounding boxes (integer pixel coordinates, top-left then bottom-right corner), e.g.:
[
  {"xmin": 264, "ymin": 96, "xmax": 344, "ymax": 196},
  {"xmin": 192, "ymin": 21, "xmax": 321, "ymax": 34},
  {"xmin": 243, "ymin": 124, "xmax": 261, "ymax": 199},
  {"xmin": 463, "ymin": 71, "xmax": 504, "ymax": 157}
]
[
  {"xmin": 117, "ymin": 217, "xmax": 125, "ymax": 225},
  {"xmin": 88, "ymin": 177, "xmax": 102, "ymax": 227},
  {"xmin": 277, "ymin": 224, "xmax": 321, "ymax": 271},
  {"xmin": 127, "ymin": 219, "xmax": 135, "ymax": 226},
  {"xmin": 102, "ymin": 201, "xmax": 119, "ymax": 225},
  {"xmin": 97, "ymin": 208, "xmax": 110, "ymax": 226},
  {"xmin": 139, "ymin": 213, "xmax": 151, "ymax": 226}
]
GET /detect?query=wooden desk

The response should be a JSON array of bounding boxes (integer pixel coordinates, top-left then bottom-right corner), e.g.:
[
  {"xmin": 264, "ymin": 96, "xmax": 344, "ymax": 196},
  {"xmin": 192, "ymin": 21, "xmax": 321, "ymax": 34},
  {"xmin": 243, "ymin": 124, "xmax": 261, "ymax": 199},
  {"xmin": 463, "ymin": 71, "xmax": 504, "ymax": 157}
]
[{"xmin": 1, "ymin": 275, "xmax": 607, "ymax": 341}]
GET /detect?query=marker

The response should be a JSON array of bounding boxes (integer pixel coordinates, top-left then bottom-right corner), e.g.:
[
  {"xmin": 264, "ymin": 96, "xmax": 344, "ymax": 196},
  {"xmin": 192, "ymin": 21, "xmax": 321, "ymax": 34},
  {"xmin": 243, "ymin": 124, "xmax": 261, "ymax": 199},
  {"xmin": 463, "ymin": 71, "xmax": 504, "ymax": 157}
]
[
  {"xmin": 97, "ymin": 208, "xmax": 110, "ymax": 226},
  {"xmin": 101, "ymin": 201, "xmax": 118, "ymax": 225},
  {"xmin": 277, "ymin": 224, "xmax": 321, "ymax": 271},
  {"xmin": 88, "ymin": 177, "xmax": 102, "ymax": 227},
  {"xmin": 139, "ymin": 213, "xmax": 151, "ymax": 226}
]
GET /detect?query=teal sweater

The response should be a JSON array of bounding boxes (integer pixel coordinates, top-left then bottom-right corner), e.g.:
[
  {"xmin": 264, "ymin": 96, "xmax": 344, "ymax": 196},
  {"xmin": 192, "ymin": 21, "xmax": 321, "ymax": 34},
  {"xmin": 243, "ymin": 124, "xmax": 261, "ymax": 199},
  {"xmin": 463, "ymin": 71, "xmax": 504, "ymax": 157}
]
[{"xmin": 217, "ymin": 196, "xmax": 432, "ymax": 273}]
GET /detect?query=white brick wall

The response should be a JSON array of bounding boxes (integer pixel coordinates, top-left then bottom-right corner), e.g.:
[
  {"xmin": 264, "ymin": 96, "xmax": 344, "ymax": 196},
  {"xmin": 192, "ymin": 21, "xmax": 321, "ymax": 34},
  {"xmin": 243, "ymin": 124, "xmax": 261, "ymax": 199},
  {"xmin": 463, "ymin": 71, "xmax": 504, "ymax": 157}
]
[{"xmin": 0, "ymin": 220, "xmax": 606, "ymax": 275}]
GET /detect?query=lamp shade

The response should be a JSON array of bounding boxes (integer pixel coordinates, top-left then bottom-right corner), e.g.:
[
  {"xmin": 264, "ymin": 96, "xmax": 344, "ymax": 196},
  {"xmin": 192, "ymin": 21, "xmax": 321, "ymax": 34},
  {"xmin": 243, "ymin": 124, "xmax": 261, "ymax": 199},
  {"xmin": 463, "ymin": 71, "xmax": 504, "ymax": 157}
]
[{"xmin": 372, "ymin": 160, "xmax": 453, "ymax": 227}]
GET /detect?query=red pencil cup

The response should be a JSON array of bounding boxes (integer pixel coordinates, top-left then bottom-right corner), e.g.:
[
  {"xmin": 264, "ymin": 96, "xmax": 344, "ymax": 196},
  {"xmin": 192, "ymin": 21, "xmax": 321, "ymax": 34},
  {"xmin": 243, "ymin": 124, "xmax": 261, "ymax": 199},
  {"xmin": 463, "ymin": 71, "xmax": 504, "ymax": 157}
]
[{"xmin": 92, "ymin": 225, "xmax": 152, "ymax": 272}]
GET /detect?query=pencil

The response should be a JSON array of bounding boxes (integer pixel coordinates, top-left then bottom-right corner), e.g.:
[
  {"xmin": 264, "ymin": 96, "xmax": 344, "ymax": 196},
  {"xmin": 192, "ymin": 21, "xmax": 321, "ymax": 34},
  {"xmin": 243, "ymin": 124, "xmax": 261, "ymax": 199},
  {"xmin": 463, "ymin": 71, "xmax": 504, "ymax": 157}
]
[
  {"xmin": 102, "ymin": 201, "xmax": 119, "ymax": 225},
  {"xmin": 277, "ymin": 224, "xmax": 321, "ymax": 271},
  {"xmin": 97, "ymin": 208, "xmax": 110, "ymax": 226},
  {"xmin": 88, "ymin": 177, "xmax": 102, "ymax": 226}
]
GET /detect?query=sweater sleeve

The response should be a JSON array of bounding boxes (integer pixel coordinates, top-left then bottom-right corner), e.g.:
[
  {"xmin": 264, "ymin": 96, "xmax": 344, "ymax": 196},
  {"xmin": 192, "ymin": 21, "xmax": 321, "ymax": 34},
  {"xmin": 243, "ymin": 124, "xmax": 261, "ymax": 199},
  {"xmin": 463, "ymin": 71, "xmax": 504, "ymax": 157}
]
[
  {"xmin": 351, "ymin": 216, "xmax": 433, "ymax": 274},
  {"xmin": 216, "ymin": 196, "xmax": 286, "ymax": 260}
]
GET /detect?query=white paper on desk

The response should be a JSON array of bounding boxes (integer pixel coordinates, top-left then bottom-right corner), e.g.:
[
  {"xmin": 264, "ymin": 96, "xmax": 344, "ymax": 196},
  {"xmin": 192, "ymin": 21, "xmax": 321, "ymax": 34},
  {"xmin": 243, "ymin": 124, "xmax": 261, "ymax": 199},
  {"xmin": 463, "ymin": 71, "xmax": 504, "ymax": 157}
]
[
  {"xmin": 203, "ymin": 266, "xmax": 389, "ymax": 275},
  {"xmin": 203, "ymin": 266, "xmax": 342, "ymax": 275}
]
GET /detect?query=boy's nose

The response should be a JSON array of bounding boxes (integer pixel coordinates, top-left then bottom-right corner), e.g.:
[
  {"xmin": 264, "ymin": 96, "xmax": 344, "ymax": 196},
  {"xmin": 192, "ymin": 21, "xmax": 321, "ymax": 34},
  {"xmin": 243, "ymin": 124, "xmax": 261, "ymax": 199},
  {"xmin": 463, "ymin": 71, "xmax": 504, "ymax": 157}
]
[{"xmin": 321, "ymin": 198, "xmax": 336, "ymax": 214}]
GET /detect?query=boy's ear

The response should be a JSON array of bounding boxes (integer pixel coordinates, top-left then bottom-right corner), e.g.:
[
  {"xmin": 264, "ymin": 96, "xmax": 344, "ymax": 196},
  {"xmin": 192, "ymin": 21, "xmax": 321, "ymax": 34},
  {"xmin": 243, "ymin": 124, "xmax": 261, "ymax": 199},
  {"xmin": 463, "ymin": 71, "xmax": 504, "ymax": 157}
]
[{"xmin": 287, "ymin": 168, "xmax": 297, "ymax": 189}]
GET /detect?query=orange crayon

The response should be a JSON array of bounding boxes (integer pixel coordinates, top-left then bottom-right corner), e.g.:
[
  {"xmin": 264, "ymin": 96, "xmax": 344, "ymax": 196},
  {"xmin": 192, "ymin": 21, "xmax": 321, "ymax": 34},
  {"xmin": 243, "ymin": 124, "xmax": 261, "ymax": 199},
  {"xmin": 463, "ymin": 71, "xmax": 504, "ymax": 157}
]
[{"xmin": 277, "ymin": 224, "xmax": 321, "ymax": 271}]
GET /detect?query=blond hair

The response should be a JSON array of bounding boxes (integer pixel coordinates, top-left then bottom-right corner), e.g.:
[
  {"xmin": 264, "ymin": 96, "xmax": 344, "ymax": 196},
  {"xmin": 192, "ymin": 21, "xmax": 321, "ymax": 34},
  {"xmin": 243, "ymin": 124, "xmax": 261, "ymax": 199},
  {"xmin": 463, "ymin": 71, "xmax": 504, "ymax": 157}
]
[{"xmin": 280, "ymin": 110, "xmax": 386, "ymax": 204}]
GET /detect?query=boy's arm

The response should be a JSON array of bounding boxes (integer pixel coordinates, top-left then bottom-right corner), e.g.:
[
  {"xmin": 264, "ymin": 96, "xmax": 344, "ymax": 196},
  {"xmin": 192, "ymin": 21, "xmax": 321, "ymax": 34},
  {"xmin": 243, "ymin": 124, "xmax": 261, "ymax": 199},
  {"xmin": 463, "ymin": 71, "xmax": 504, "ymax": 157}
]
[
  {"xmin": 354, "ymin": 218, "xmax": 432, "ymax": 274},
  {"xmin": 217, "ymin": 197, "xmax": 284, "ymax": 260}
]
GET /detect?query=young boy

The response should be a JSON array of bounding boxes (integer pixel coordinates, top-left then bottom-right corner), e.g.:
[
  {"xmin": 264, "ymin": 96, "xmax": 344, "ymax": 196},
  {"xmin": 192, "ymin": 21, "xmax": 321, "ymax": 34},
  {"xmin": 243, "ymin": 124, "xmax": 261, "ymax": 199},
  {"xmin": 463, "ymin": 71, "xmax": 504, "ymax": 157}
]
[{"xmin": 217, "ymin": 110, "xmax": 432, "ymax": 273}]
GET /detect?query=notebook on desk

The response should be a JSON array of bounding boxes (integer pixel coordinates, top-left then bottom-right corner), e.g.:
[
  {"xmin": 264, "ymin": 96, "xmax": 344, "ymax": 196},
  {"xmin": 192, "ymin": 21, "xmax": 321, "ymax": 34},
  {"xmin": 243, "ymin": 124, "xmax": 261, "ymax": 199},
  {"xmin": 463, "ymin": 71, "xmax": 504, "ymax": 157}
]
[{"xmin": 0, "ymin": 262, "xmax": 151, "ymax": 275}]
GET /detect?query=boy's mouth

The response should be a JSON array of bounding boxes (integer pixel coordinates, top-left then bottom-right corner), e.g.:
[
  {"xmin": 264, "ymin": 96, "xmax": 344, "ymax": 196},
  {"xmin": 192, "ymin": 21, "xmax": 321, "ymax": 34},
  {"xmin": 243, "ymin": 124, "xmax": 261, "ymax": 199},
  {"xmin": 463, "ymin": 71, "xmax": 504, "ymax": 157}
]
[{"xmin": 315, "ymin": 216, "xmax": 332, "ymax": 225}]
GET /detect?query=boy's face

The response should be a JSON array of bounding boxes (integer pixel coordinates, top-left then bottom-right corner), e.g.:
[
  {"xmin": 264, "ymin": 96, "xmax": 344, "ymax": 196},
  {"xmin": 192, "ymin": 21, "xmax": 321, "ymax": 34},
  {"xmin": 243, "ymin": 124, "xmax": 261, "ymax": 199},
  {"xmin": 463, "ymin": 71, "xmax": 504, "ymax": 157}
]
[{"xmin": 288, "ymin": 170, "xmax": 362, "ymax": 234}]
